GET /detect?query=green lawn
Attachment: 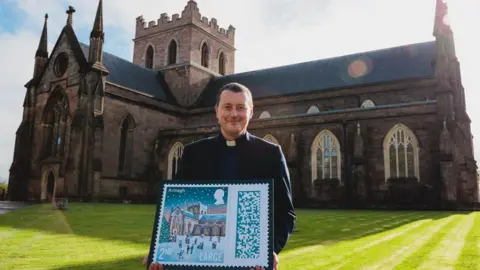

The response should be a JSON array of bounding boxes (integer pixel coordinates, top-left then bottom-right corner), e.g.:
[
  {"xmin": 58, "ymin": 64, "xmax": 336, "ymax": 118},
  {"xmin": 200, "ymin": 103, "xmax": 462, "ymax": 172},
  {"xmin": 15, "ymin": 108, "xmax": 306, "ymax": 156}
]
[{"xmin": 0, "ymin": 203, "xmax": 478, "ymax": 270}]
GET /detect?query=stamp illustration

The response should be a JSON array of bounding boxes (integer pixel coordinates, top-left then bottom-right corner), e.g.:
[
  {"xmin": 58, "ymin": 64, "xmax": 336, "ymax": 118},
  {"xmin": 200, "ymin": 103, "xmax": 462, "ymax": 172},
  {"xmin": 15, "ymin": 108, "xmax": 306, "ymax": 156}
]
[{"xmin": 149, "ymin": 180, "xmax": 273, "ymax": 269}]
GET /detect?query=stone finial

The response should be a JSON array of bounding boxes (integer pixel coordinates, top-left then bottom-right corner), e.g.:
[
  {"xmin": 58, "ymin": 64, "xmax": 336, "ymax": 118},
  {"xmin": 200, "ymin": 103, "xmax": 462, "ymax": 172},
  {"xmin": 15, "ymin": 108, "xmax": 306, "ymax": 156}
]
[
  {"xmin": 433, "ymin": 0, "xmax": 452, "ymax": 37},
  {"xmin": 35, "ymin": 13, "xmax": 48, "ymax": 58},
  {"xmin": 90, "ymin": 0, "xmax": 104, "ymax": 39},
  {"xmin": 66, "ymin": 6, "xmax": 76, "ymax": 26}
]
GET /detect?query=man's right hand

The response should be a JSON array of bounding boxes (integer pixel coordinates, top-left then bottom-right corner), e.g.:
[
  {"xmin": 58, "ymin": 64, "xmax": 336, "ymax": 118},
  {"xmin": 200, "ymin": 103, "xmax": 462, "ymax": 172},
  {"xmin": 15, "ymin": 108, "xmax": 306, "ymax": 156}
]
[{"xmin": 143, "ymin": 255, "xmax": 164, "ymax": 270}]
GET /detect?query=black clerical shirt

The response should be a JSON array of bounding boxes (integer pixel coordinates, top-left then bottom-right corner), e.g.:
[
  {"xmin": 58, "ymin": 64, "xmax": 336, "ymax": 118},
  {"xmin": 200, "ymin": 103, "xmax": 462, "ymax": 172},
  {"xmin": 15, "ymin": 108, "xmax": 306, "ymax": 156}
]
[
  {"xmin": 218, "ymin": 140, "xmax": 238, "ymax": 180},
  {"xmin": 173, "ymin": 131, "xmax": 296, "ymax": 254}
]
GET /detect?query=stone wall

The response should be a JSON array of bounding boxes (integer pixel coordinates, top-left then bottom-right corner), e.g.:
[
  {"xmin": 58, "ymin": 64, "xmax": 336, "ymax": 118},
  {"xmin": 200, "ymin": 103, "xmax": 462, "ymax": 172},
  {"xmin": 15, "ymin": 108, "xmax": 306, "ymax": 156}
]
[
  {"xmin": 101, "ymin": 83, "xmax": 183, "ymax": 180},
  {"xmin": 133, "ymin": 26, "xmax": 192, "ymax": 69},
  {"xmin": 96, "ymin": 178, "xmax": 148, "ymax": 201}
]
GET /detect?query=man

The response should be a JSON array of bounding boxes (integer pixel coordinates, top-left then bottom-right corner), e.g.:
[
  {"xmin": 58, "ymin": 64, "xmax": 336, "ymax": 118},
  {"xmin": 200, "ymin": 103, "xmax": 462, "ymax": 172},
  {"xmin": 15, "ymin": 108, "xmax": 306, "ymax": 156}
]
[{"xmin": 146, "ymin": 82, "xmax": 296, "ymax": 270}]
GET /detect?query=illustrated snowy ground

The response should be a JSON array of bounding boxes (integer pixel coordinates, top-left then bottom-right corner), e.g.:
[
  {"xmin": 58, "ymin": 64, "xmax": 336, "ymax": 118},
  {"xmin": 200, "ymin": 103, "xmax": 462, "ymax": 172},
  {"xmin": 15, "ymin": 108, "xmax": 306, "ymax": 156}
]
[{"xmin": 155, "ymin": 235, "xmax": 227, "ymax": 264}]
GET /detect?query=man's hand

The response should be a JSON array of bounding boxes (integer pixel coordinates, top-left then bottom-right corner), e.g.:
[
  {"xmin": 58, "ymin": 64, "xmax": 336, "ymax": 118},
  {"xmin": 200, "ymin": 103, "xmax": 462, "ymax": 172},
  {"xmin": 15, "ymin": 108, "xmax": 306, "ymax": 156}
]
[
  {"xmin": 251, "ymin": 252, "xmax": 278, "ymax": 270},
  {"xmin": 143, "ymin": 255, "xmax": 165, "ymax": 270}
]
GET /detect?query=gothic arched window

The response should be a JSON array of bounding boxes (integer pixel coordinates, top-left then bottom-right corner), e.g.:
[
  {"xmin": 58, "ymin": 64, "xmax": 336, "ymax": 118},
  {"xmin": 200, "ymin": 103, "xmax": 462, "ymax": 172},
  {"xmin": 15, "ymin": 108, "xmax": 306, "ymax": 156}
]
[
  {"xmin": 259, "ymin": 111, "xmax": 271, "ymax": 119},
  {"xmin": 219, "ymin": 52, "xmax": 226, "ymax": 75},
  {"xmin": 307, "ymin": 105, "xmax": 320, "ymax": 114},
  {"xmin": 263, "ymin": 134, "xmax": 279, "ymax": 145},
  {"xmin": 311, "ymin": 130, "xmax": 341, "ymax": 182},
  {"xmin": 383, "ymin": 124, "xmax": 420, "ymax": 181},
  {"xmin": 42, "ymin": 88, "xmax": 68, "ymax": 158},
  {"xmin": 361, "ymin": 99, "xmax": 375, "ymax": 108},
  {"xmin": 201, "ymin": 43, "xmax": 209, "ymax": 68},
  {"xmin": 118, "ymin": 114, "xmax": 135, "ymax": 175},
  {"xmin": 168, "ymin": 142, "xmax": 184, "ymax": 179},
  {"xmin": 145, "ymin": 45, "xmax": 154, "ymax": 69},
  {"xmin": 168, "ymin": 40, "xmax": 177, "ymax": 65}
]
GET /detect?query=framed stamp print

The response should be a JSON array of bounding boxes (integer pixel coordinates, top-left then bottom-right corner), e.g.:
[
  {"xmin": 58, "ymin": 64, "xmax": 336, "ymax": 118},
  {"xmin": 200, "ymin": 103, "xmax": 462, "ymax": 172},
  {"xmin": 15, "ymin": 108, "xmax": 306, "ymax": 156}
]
[{"xmin": 147, "ymin": 179, "xmax": 274, "ymax": 270}]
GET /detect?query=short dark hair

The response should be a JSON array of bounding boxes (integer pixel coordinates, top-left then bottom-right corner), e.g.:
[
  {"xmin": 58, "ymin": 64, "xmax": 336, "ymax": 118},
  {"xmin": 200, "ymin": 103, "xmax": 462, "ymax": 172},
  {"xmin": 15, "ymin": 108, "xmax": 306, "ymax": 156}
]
[{"xmin": 216, "ymin": 82, "xmax": 253, "ymax": 107}]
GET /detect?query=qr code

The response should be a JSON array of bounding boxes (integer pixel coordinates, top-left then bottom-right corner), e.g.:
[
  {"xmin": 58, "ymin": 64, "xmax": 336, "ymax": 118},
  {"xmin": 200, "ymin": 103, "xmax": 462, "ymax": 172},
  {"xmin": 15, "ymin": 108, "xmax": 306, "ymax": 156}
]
[{"xmin": 235, "ymin": 191, "xmax": 261, "ymax": 259}]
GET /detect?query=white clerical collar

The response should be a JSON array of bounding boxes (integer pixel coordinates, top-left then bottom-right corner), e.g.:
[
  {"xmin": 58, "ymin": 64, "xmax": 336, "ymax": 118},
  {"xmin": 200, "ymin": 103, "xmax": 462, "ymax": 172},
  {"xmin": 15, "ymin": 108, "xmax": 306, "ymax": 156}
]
[{"xmin": 226, "ymin": 140, "xmax": 236, "ymax": 147}]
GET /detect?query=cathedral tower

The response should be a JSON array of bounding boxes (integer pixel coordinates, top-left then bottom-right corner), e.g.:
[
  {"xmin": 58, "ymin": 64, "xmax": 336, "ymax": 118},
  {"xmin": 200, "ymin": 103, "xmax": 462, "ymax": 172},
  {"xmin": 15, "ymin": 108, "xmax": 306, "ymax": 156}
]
[{"xmin": 132, "ymin": 0, "xmax": 236, "ymax": 107}]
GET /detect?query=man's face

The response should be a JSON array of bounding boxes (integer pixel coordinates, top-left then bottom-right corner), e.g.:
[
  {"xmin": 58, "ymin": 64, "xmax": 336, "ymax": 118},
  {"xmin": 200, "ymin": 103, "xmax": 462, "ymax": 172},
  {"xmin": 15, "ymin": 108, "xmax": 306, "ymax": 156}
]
[{"xmin": 215, "ymin": 90, "xmax": 253, "ymax": 139}]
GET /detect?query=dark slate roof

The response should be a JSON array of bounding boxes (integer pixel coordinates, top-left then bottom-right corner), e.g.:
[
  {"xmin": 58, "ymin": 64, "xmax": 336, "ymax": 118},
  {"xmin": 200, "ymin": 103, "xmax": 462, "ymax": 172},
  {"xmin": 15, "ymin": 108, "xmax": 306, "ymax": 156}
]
[
  {"xmin": 196, "ymin": 40, "xmax": 437, "ymax": 108},
  {"xmin": 79, "ymin": 43, "xmax": 177, "ymax": 104}
]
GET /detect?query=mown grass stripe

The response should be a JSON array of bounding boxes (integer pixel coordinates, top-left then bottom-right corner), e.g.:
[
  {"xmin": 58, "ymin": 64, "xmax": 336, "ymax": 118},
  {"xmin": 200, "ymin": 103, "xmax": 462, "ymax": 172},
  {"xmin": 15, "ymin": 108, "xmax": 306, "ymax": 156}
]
[
  {"xmin": 282, "ymin": 213, "xmax": 436, "ymax": 269},
  {"xmin": 455, "ymin": 212, "xmax": 480, "ymax": 270},
  {"xmin": 328, "ymin": 213, "xmax": 455, "ymax": 270},
  {"xmin": 284, "ymin": 212, "xmax": 424, "ymax": 256},
  {"xmin": 366, "ymin": 214, "xmax": 457, "ymax": 269},
  {"xmin": 417, "ymin": 213, "xmax": 475, "ymax": 270},
  {"xmin": 0, "ymin": 203, "xmax": 477, "ymax": 270},
  {"xmin": 391, "ymin": 214, "xmax": 462, "ymax": 269}
]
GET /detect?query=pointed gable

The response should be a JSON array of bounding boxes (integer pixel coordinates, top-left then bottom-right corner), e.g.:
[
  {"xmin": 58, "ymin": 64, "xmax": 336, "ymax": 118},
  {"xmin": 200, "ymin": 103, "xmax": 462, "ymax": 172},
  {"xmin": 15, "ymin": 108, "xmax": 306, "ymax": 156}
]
[
  {"xmin": 34, "ymin": 25, "xmax": 89, "ymax": 91},
  {"xmin": 29, "ymin": 24, "xmax": 89, "ymax": 90},
  {"xmin": 28, "ymin": 20, "xmax": 176, "ymax": 104}
]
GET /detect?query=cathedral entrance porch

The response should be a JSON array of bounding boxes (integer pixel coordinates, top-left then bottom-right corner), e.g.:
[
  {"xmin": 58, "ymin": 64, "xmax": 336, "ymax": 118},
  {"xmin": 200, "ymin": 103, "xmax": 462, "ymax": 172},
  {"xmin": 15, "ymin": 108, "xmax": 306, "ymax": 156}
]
[{"xmin": 41, "ymin": 169, "xmax": 56, "ymax": 202}]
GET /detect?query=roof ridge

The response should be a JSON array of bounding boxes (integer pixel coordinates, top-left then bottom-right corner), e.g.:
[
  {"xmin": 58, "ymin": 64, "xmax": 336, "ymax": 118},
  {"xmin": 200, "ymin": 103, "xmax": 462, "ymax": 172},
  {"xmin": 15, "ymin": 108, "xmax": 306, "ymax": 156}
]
[
  {"xmin": 216, "ymin": 39, "xmax": 436, "ymax": 79},
  {"xmin": 79, "ymin": 42, "xmax": 156, "ymax": 74},
  {"xmin": 78, "ymin": 42, "xmax": 175, "ymax": 104}
]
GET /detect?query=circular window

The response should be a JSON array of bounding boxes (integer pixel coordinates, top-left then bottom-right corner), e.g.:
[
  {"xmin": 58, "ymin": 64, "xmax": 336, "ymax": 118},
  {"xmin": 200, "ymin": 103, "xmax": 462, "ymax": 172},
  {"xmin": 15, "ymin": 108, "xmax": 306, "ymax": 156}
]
[{"xmin": 54, "ymin": 53, "xmax": 69, "ymax": 77}]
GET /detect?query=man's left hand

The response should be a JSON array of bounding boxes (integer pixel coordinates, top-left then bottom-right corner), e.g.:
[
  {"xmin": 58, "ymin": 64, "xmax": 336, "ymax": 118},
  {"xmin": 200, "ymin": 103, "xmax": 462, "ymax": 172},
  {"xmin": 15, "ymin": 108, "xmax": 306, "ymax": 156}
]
[{"xmin": 251, "ymin": 252, "xmax": 278, "ymax": 270}]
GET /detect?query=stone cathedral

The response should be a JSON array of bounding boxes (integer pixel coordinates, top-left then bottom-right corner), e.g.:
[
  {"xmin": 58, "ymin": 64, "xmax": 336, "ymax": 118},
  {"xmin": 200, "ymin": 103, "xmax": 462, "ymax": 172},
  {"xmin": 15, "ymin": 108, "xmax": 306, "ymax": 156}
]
[{"xmin": 7, "ymin": 0, "xmax": 479, "ymax": 209}]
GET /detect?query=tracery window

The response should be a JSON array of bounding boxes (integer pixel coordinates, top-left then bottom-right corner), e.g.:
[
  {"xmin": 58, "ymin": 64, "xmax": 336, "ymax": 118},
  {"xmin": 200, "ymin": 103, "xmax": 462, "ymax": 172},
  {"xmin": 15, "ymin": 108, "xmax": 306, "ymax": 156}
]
[
  {"xmin": 383, "ymin": 124, "xmax": 420, "ymax": 180},
  {"xmin": 168, "ymin": 142, "xmax": 184, "ymax": 179},
  {"xmin": 118, "ymin": 115, "xmax": 135, "ymax": 176},
  {"xmin": 311, "ymin": 130, "xmax": 341, "ymax": 182},
  {"xmin": 42, "ymin": 88, "xmax": 68, "ymax": 158}
]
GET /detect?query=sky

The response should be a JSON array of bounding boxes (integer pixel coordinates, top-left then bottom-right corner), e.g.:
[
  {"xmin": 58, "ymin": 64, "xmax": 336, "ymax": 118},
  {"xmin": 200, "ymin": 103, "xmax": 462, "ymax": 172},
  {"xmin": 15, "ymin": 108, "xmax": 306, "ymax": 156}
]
[{"xmin": 0, "ymin": 0, "xmax": 479, "ymax": 182}]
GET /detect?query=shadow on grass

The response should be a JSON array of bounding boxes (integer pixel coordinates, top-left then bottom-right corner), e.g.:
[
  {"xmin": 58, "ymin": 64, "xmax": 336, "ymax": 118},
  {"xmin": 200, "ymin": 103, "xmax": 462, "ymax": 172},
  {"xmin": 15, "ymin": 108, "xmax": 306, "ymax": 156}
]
[
  {"xmin": 282, "ymin": 209, "xmax": 472, "ymax": 252},
  {"xmin": 0, "ymin": 202, "xmax": 157, "ymax": 246},
  {"xmin": 0, "ymin": 202, "xmax": 471, "ymax": 253},
  {"xmin": 53, "ymin": 256, "xmax": 146, "ymax": 270}
]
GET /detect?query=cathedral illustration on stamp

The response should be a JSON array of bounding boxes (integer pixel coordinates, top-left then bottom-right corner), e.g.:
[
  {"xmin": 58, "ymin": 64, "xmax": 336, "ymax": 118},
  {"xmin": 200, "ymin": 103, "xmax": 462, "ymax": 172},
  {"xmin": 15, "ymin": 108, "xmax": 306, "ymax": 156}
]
[{"xmin": 147, "ymin": 179, "xmax": 273, "ymax": 269}]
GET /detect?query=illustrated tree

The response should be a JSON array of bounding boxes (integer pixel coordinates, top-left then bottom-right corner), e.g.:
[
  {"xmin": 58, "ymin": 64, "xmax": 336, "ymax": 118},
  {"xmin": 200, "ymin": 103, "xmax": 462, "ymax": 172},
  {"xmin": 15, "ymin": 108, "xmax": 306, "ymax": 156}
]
[{"xmin": 159, "ymin": 217, "xmax": 171, "ymax": 243}]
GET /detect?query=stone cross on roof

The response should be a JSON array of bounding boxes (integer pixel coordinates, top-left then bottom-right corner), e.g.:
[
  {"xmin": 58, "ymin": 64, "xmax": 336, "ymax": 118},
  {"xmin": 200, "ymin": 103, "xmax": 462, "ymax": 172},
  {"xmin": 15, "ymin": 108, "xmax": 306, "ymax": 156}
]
[{"xmin": 66, "ymin": 6, "xmax": 76, "ymax": 26}]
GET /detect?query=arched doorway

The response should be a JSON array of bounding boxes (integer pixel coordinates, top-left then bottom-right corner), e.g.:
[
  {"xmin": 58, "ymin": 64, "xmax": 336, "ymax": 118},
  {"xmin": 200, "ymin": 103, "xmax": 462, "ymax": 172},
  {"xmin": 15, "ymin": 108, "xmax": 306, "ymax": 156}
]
[
  {"xmin": 46, "ymin": 172, "xmax": 55, "ymax": 199},
  {"xmin": 41, "ymin": 170, "xmax": 56, "ymax": 201}
]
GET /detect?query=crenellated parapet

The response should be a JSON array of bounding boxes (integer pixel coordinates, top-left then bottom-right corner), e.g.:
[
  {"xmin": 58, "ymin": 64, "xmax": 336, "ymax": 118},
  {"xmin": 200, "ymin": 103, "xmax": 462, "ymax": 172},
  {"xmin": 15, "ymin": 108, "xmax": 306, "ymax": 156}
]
[{"xmin": 135, "ymin": 0, "xmax": 235, "ymax": 45}]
